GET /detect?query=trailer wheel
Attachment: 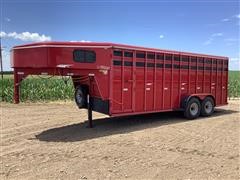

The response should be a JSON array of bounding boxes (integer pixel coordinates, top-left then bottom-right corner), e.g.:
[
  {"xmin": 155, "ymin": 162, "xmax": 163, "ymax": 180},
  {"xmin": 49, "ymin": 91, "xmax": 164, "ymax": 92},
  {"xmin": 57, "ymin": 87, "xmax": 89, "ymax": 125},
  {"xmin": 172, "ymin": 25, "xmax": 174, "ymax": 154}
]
[
  {"xmin": 75, "ymin": 85, "xmax": 88, "ymax": 108},
  {"xmin": 200, "ymin": 97, "xmax": 214, "ymax": 117},
  {"xmin": 184, "ymin": 97, "xmax": 201, "ymax": 119}
]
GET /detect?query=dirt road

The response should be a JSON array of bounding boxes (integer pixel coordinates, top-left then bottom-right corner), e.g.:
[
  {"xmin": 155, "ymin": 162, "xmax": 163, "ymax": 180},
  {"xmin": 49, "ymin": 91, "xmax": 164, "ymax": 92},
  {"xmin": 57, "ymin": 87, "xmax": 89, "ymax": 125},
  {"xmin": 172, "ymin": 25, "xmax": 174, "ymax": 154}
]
[{"xmin": 1, "ymin": 100, "xmax": 239, "ymax": 179}]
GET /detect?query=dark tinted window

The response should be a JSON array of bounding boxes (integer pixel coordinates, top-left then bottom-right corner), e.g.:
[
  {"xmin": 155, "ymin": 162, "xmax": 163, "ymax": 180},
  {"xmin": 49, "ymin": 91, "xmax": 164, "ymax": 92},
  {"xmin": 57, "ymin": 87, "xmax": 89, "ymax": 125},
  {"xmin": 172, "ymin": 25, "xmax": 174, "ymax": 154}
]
[
  {"xmin": 191, "ymin": 66, "xmax": 197, "ymax": 70},
  {"xmin": 73, "ymin": 50, "xmax": 84, "ymax": 62},
  {"xmin": 136, "ymin": 62, "xmax": 145, "ymax": 67},
  {"xmin": 191, "ymin": 57, "xmax": 197, "ymax": 62},
  {"xmin": 157, "ymin": 53, "xmax": 164, "ymax": 60},
  {"xmin": 165, "ymin": 64, "xmax": 172, "ymax": 68},
  {"xmin": 174, "ymin": 64, "xmax": 180, "ymax": 69},
  {"xmin": 124, "ymin": 52, "xmax": 133, "ymax": 57},
  {"xmin": 218, "ymin": 59, "xmax": 223, "ymax": 64},
  {"xmin": 113, "ymin": 60, "xmax": 122, "ymax": 66},
  {"xmin": 181, "ymin": 65, "xmax": 189, "ymax": 69},
  {"xmin": 156, "ymin": 63, "xmax": 163, "ymax": 68},
  {"xmin": 124, "ymin": 61, "xmax": 133, "ymax": 66},
  {"xmin": 85, "ymin": 51, "xmax": 96, "ymax": 62},
  {"xmin": 206, "ymin": 58, "xmax": 211, "ymax": 64},
  {"xmin": 136, "ymin": 52, "xmax": 146, "ymax": 58},
  {"xmin": 182, "ymin": 56, "xmax": 189, "ymax": 62},
  {"xmin": 198, "ymin": 57, "xmax": 204, "ymax": 63},
  {"xmin": 73, "ymin": 50, "xmax": 96, "ymax": 63},
  {"xmin": 147, "ymin": 63, "xmax": 154, "ymax": 67},
  {"xmin": 174, "ymin": 55, "xmax": 180, "ymax": 61},
  {"xmin": 147, "ymin": 53, "xmax": 155, "ymax": 59},
  {"xmin": 113, "ymin": 50, "xmax": 123, "ymax": 56},
  {"xmin": 165, "ymin": 54, "xmax": 172, "ymax": 61}
]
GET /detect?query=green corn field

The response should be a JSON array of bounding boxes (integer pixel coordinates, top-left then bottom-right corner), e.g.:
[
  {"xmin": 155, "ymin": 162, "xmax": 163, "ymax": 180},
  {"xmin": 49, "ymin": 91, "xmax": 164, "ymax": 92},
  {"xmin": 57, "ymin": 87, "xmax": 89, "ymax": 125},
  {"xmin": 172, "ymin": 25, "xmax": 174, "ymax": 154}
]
[
  {"xmin": 0, "ymin": 71, "xmax": 239, "ymax": 103},
  {"xmin": 228, "ymin": 71, "xmax": 240, "ymax": 99},
  {"xmin": 0, "ymin": 75, "xmax": 74, "ymax": 103}
]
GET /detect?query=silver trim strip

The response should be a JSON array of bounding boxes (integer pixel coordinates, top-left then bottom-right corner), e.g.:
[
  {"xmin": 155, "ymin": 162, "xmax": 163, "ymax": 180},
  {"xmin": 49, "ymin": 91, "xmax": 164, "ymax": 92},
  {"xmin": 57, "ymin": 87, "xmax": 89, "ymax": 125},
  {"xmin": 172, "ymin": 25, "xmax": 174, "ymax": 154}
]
[
  {"xmin": 12, "ymin": 44, "xmax": 228, "ymax": 59},
  {"xmin": 13, "ymin": 45, "xmax": 113, "ymax": 50}
]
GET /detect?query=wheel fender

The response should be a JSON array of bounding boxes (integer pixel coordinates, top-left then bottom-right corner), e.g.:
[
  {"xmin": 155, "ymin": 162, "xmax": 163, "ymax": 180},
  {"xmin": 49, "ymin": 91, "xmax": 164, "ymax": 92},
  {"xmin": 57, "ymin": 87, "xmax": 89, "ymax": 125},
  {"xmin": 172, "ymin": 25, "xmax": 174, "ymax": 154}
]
[
  {"xmin": 181, "ymin": 95, "xmax": 201, "ymax": 110},
  {"xmin": 181, "ymin": 94, "xmax": 214, "ymax": 110}
]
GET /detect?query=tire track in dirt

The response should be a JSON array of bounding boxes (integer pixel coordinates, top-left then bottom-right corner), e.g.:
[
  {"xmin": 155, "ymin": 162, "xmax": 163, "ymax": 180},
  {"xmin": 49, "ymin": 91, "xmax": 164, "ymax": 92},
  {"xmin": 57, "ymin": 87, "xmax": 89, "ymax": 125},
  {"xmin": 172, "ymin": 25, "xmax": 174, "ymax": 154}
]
[{"xmin": 1, "ymin": 101, "xmax": 239, "ymax": 179}]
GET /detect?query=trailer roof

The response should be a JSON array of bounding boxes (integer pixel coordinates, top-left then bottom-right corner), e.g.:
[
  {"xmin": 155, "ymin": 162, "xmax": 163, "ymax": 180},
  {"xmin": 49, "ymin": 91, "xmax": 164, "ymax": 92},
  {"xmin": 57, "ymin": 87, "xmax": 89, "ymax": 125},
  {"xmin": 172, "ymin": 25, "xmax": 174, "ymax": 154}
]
[{"xmin": 13, "ymin": 41, "xmax": 228, "ymax": 60}]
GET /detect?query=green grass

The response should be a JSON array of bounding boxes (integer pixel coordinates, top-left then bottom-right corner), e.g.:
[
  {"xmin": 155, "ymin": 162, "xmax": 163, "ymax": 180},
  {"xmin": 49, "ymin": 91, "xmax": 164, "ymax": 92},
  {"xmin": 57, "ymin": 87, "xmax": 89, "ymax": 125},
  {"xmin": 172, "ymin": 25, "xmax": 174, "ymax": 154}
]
[{"xmin": 0, "ymin": 71, "xmax": 239, "ymax": 103}]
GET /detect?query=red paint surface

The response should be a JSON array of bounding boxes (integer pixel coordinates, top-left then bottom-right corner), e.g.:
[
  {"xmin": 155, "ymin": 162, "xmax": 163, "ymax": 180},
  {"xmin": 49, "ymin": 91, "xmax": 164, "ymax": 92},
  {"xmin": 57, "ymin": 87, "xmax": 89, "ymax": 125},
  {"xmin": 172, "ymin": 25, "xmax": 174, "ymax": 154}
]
[{"xmin": 12, "ymin": 42, "xmax": 228, "ymax": 116}]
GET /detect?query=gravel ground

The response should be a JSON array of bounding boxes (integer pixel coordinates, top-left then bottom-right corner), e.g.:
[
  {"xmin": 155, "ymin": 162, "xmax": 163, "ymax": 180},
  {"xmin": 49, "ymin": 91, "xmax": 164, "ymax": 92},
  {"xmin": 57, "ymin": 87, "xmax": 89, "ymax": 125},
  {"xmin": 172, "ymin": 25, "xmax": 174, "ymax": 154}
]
[{"xmin": 1, "ymin": 100, "xmax": 239, "ymax": 179}]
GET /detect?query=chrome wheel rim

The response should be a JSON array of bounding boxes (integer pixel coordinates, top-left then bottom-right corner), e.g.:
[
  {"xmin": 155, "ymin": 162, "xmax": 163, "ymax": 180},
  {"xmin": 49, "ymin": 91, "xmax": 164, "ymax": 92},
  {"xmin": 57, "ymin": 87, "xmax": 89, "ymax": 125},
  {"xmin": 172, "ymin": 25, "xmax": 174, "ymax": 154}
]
[
  {"xmin": 190, "ymin": 102, "xmax": 198, "ymax": 116},
  {"xmin": 205, "ymin": 101, "xmax": 213, "ymax": 114},
  {"xmin": 76, "ymin": 89, "xmax": 83, "ymax": 103}
]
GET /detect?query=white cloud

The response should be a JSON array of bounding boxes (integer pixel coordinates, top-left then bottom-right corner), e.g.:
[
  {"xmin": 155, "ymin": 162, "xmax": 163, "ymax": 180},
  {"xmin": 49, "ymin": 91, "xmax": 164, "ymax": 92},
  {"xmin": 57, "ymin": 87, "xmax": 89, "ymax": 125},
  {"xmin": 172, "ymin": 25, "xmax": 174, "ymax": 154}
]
[
  {"xmin": 221, "ymin": 14, "xmax": 240, "ymax": 22},
  {"xmin": 212, "ymin": 32, "xmax": 223, "ymax": 37},
  {"xmin": 1, "ymin": 49, "xmax": 11, "ymax": 71},
  {"xmin": 221, "ymin": 18, "xmax": 230, "ymax": 22},
  {"xmin": 230, "ymin": 57, "xmax": 240, "ymax": 62},
  {"xmin": 0, "ymin": 31, "xmax": 6, "ymax": 37},
  {"xmin": 159, "ymin": 35, "xmax": 164, "ymax": 39},
  {"xmin": 235, "ymin": 14, "xmax": 240, "ymax": 19},
  {"xmin": 70, "ymin": 40, "xmax": 91, "ymax": 42},
  {"xmin": 224, "ymin": 38, "xmax": 239, "ymax": 42},
  {"xmin": 0, "ymin": 31, "xmax": 51, "ymax": 42},
  {"xmin": 80, "ymin": 40, "xmax": 91, "ymax": 42},
  {"xmin": 203, "ymin": 38, "xmax": 214, "ymax": 45},
  {"xmin": 224, "ymin": 38, "xmax": 239, "ymax": 46},
  {"xmin": 229, "ymin": 57, "xmax": 240, "ymax": 70},
  {"xmin": 204, "ymin": 33, "xmax": 223, "ymax": 45},
  {"xmin": 5, "ymin": 17, "xmax": 11, "ymax": 22}
]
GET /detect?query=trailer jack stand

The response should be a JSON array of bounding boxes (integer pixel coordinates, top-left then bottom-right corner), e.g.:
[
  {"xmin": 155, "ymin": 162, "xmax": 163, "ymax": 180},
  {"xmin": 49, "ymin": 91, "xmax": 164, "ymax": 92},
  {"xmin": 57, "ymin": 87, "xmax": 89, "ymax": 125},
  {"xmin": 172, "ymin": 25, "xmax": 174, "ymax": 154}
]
[
  {"xmin": 13, "ymin": 70, "xmax": 24, "ymax": 104},
  {"xmin": 87, "ymin": 95, "xmax": 93, "ymax": 128}
]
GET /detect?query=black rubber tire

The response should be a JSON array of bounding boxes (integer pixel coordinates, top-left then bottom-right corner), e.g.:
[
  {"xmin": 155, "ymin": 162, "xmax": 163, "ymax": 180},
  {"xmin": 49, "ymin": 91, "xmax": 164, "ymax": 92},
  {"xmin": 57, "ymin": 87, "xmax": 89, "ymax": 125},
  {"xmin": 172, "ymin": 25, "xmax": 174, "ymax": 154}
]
[
  {"xmin": 184, "ymin": 97, "xmax": 201, "ymax": 120},
  {"xmin": 200, "ymin": 97, "xmax": 214, "ymax": 117},
  {"xmin": 74, "ymin": 85, "xmax": 88, "ymax": 108}
]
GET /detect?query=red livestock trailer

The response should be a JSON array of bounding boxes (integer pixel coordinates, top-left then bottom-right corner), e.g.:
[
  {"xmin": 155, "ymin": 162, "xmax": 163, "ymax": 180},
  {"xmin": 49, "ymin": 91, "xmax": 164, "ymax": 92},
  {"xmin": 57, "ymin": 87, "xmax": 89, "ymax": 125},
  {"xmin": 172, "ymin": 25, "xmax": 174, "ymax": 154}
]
[{"xmin": 11, "ymin": 42, "xmax": 228, "ymax": 127}]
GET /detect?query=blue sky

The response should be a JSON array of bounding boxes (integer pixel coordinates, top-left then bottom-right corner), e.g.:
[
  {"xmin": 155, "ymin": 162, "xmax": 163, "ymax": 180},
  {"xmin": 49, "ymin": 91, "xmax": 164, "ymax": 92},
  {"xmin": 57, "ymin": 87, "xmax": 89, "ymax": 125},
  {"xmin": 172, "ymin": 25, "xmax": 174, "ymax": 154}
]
[{"xmin": 1, "ymin": 0, "xmax": 239, "ymax": 70}]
